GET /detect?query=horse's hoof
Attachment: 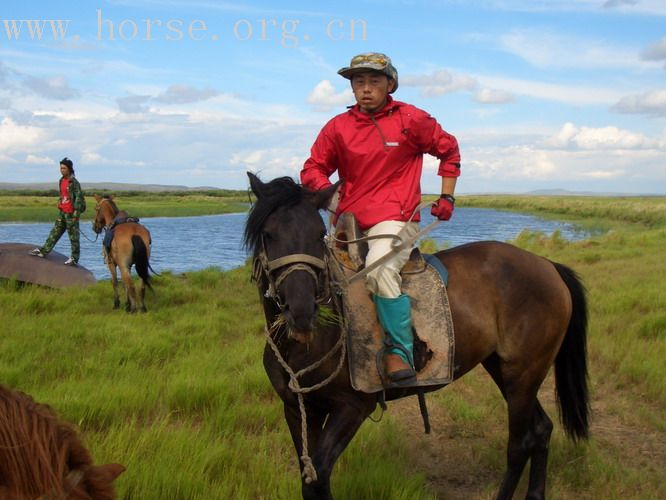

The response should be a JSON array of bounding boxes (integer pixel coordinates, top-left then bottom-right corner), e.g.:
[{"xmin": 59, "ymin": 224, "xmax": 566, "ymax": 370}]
[
  {"xmin": 140, "ymin": 306, "xmax": 147, "ymax": 313},
  {"xmin": 113, "ymin": 300, "xmax": 120, "ymax": 309}
]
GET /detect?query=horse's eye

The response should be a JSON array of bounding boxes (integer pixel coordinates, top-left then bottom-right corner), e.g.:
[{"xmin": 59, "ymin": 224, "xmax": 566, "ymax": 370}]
[
  {"xmin": 263, "ymin": 231, "xmax": 274, "ymax": 242},
  {"xmin": 320, "ymin": 231, "xmax": 326, "ymax": 240}
]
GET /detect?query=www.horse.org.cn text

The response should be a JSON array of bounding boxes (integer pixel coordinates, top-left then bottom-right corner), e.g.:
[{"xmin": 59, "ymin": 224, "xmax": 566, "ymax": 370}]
[{"xmin": 0, "ymin": 10, "xmax": 369, "ymax": 48}]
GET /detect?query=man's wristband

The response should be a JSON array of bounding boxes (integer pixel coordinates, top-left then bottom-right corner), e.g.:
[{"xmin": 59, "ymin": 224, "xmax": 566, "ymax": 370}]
[{"xmin": 440, "ymin": 194, "xmax": 456, "ymax": 205}]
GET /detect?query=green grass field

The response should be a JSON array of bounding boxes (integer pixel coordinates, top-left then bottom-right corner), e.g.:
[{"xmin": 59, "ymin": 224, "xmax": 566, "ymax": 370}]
[
  {"xmin": 0, "ymin": 190, "xmax": 249, "ymax": 222},
  {"xmin": 1, "ymin": 195, "xmax": 664, "ymax": 499}
]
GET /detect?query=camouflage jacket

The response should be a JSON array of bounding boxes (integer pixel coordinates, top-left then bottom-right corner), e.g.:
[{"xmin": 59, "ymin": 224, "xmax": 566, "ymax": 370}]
[{"xmin": 59, "ymin": 176, "xmax": 85, "ymax": 216}]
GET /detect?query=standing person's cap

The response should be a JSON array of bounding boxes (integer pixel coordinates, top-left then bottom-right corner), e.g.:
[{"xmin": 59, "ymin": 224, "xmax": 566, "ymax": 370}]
[{"xmin": 338, "ymin": 52, "xmax": 399, "ymax": 93}]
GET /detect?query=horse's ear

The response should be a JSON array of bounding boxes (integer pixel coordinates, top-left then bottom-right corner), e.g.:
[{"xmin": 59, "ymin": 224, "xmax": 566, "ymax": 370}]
[
  {"xmin": 247, "ymin": 172, "xmax": 264, "ymax": 199},
  {"xmin": 94, "ymin": 194, "xmax": 102, "ymax": 201},
  {"xmin": 309, "ymin": 180, "xmax": 342, "ymax": 211},
  {"xmin": 93, "ymin": 463, "xmax": 126, "ymax": 481}
]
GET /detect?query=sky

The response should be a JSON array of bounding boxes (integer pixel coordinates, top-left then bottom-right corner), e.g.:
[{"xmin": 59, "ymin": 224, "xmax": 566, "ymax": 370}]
[{"xmin": 0, "ymin": 1, "xmax": 664, "ymax": 194}]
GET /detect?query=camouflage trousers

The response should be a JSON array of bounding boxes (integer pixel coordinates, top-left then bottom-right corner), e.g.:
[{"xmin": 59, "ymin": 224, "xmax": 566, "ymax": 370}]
[{"xmin": 40, "ymin": 211, "xmax": 80, "ymax": 262}]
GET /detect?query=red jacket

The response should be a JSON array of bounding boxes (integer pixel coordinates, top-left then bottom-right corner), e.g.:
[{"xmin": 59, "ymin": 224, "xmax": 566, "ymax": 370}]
[{"xmin": 301, "ymin": 96, "xmax": 460, "ymax": 230}]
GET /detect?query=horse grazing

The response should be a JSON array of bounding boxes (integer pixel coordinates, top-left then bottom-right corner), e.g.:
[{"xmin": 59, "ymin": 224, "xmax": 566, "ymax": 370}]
[
  {"xmin": 244, "ymin": 173, "xmax": 590, "ymax": 500},
  {"xmin": 0, "ymin": 384, "xmax": 124, "ymax": 499},
  {"xmin": 92, "ymin": 194, "xmax": 154, "ymax": 312}
]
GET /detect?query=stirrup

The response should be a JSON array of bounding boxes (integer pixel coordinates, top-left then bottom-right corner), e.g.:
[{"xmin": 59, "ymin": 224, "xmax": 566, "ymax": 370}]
[{"xmin": 376, "ymin": 345, "xmax": 416, "ymax": 386}]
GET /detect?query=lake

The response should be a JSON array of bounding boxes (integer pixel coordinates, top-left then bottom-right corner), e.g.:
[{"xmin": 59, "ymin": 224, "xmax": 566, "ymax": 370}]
[{"xmin": 0, "ymin": 208, "xmax": 589, "ymax": 281}]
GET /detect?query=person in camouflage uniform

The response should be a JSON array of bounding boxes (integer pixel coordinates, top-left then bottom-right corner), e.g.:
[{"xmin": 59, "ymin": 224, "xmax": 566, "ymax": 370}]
[{"xmin": 30, "ymin": 158, "xmax": 85, "ymax": 265}]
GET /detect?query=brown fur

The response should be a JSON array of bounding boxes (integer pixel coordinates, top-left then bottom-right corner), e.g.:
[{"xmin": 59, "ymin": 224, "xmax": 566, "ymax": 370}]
[
  {"xmin": 0, "ymin": 384, "xmax": 124, "ymax": 499},
  {"xmin": 92, "ymin": 194, "xmax": 153, "ymax": 313}
]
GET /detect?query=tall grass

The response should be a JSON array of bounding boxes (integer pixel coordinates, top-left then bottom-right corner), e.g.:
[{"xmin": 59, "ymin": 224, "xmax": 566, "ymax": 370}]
[{"xmin": 1, "ymin": 195, "xmax": 664, "ymax": 498}]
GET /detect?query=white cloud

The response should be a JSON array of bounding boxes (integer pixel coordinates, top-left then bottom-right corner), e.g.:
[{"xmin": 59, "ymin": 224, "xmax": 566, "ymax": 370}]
[
  {"xmin": 474, "ymin": 73, "xmax": 623, "ymax": 105},
  {"xmin": 154, "ymin": 84, "xmax": 219, "ymax": 104},
  {"xmin": 25, "ymin": 154, "xmax": 54, "ymax": 165},
  {"xmin": 612, "ymin": 89, "xmax": 666, "ymax": 117},
  {"xmin": 641, "ymin": 37, "xmax": 666, "ymax": 62},
  {"xmin": 307, "ymin": 80, "xmax": 352, "ymax": 112},
  {"xmin": 0, "ymin": 117, "xmax": 43, "ymax": 153},
  {"xmin": 473, "ymin": 88, "xmax": 515, "ymax": 104},
  {"xmin": 401, "ymin": 70, "xmax": 477, "ymax": 97},
  {"xmin": 499, "ymin": 28, "xmax": 657, "ymax": 70},
  {"xmin": 545, "ymin": 122, "xmax": 659, "ymax": 150},
  {"xmin": 23, "ymin": 75, "xmax": 80, "ymax": 100}
]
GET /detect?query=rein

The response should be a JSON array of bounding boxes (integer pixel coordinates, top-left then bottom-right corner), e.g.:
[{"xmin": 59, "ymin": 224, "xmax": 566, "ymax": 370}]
[
  {"xmin": 330, "ymin": 200, "xmax": 441, "ymax": 283},
  {"xmin": 254, "ymin": 246, "xmax": 348, "ymax": 485}
]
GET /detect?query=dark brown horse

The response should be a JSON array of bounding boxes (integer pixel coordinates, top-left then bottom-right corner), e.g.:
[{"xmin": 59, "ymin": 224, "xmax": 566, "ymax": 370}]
[
  {"xmin": 92, "ymin": 194, "xmax": 153, "ymax": 312},
  {"xmin": 244, "ymin": 173, "xmax": 589, "ymax": 500},
  {"xmin": 0, "ymin": 384, "xmax": 124, "ymax": 499}
]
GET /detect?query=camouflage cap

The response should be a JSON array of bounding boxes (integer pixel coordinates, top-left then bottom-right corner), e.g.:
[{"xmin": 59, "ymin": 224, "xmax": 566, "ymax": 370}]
[{"xmin": 338, "ymin": 52, "xmax": 399, "ymax": 93}]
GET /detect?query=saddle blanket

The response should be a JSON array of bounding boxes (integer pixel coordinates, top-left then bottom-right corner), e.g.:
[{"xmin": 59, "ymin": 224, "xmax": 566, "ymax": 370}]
[{"xmin": 341, "ymin": 254, "xmax": 455, "ymax": 393}]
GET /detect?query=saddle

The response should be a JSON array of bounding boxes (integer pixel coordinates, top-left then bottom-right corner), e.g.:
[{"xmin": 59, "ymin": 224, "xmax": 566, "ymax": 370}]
[
  {"xmin": 103, "ymin": 214, "xmax": 140, "ymax": 252},
  {"xmin": 330, "ymin": 213, "xmax": 455, "ymax": 393}
]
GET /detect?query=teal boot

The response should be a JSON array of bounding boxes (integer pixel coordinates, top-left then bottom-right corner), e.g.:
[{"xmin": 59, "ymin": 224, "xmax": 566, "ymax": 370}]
[{"xmin": 373, "ymin": 294, "xmax": 416, "ymax": 382}]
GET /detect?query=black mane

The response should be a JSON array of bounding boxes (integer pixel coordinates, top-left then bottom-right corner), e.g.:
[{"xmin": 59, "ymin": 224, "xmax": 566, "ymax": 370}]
[{"xmin": 243, "ymin": 176, "xmax": 307, "ymax": 255}]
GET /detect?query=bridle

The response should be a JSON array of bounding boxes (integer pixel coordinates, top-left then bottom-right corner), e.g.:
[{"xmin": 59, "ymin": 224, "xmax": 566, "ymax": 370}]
[
  {"xmin": 93, "ymin": 198, "xmax": 116, "ymax": 233},
  {"xmin": 252, "ymin": 235, "xmax": 333, "ymax": 310}
]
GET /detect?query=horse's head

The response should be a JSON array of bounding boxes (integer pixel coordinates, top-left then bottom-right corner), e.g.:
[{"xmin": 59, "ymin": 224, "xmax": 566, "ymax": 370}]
[
  {"xmin": 92, "ymin": 194, "xmax": 118, "ymax": 234},
  {"xmin": 0, "ymin": 384, "xmax": 126, "ymax": 499},
  {"xmin": 244, "ymin": 172, "xmax": 339, "ymax": 343}
]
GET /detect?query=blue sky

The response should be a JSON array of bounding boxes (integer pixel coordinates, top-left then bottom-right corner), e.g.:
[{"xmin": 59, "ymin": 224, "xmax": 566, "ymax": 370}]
[{"xmin": 1, "ymin": 0, "xmax": 664, "ymax": 194}]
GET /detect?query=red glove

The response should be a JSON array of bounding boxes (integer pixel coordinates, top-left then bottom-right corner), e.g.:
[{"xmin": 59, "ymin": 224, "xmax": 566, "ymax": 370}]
[{"xmin": 431, "ymin": 195, "xmax": 455, "ymax": 221}]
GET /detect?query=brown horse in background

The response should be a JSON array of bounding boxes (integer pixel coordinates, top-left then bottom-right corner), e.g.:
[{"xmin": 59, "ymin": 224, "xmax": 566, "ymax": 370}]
[
  {"xmin": 0, "ymin": 384, "xmax": 124, "ymax": 499},
  {"xmin": 92, "ymin": 194, "xmax": 154, "ymax": 312},
  {"xmin": 244, "ymin": 173, "xmax": 590, "ymax": 500}
]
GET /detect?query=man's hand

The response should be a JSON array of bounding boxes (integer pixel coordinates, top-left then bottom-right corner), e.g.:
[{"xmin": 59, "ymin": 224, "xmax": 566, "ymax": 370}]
[{"xmin": 431, "ymin": 195, "xmax": 455, "ymax": 221}]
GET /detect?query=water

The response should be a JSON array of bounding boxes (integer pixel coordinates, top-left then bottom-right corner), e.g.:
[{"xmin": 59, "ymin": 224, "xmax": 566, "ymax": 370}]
[{"xmin": 0, "ymin": 209, "xmax": 588, "ymax": 281}]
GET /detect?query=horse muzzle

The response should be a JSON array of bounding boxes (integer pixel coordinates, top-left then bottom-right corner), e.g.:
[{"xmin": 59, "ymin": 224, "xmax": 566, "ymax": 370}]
[{"xmin": 284, "ymin": 306, "xmax": 317, "ymax": 344}]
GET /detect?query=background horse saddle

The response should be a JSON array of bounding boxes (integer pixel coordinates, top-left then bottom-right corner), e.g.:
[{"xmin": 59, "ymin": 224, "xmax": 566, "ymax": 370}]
[{"xmin": 332, "ymin": 213, "xmax": 455, "ymax": 393}]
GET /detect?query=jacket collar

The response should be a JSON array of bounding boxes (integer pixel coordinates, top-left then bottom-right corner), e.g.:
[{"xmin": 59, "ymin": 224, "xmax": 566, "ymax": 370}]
[{"xmin": 348, "ymin": 95, "xmax": 400, "ymax": 119}]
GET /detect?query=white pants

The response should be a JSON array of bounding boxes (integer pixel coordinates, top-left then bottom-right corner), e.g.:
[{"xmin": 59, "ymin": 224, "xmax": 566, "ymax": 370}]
[{"xmin": 364, "ymin": 220, "xmax": 419, "ymax": 299}]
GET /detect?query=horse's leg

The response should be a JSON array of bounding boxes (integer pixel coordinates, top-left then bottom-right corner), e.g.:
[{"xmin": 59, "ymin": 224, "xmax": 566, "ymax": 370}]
[
  {"xmin": 138, "ymin": 277, "xmax": 147, "ymax": 313},
  {"xmin": 282, "ymin": 403, "xmax": 329, "ymax": 500},
  {"xmin": 497, "ymin": 386, "xmax": 539, "ymax": 500},
  {"xmin": 107, "ymin": 259, "xmax": 120, "ymax": 309},
  {"xmin": 283, "ymin": 399, "xmax": 372, "ymax": 500},
  {"xmin": 525, "ymin": 400, "xmax": 553, "ymax": 499},
  {"xmin": 119, "ymin": 264, "xmax": 137, "ymax": 313},
  {"xmin": 483, "ymin": 354, "xmax": 546, "ymax": 500},
  {"xmin": 307, "ymin": 402, "xmax": 374, "ymax": 500}
]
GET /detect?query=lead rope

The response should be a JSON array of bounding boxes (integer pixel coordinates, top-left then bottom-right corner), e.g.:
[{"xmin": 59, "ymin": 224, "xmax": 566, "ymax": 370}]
[{"xmin": 263, "ymin": 294, "xmax": 348, "ymax": 485}]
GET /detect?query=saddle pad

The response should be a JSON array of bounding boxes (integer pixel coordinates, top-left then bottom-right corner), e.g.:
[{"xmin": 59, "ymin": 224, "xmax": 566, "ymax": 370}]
[{"xmin": 343, "ymin": 261, "xmax": 455, "ymax": 393}]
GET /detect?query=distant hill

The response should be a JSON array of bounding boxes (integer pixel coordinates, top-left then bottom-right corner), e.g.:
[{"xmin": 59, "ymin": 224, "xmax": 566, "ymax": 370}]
[
  {"xmin": 0, "ymin": 182, "xmax": 224, "ymax": 192},
  {"xmin": 525, "ymin": 189, "xmax": 659, "ymax": 197}
]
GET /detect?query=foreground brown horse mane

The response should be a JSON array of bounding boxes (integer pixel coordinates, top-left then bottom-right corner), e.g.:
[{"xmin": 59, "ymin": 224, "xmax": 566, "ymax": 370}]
[
  {"xmin": 244, "ymin": 173, "xmax": 590, "ymax": 500},
  {"xmin": 0, "ymin": 384, "xmax": 124, "ymax": 499},
  {"xmin": 92, "ymin": 194, "xmax": 154, "ymax": 313}
]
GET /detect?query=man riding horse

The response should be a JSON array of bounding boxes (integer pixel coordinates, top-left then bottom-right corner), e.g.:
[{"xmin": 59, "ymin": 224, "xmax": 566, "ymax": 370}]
[{"xmin": 301, "ymin": 52, "xmax": 461, "ymax": 383}]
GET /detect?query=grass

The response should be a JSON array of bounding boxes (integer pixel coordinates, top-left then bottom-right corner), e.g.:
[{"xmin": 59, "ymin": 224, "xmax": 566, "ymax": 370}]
[
  {"xmin": 1, "ymin": 194, "xmax": 665, "ymax": 498},
  {"xmin": 0, "ymin": 191, "xmax": 249, "ymax": 222}
]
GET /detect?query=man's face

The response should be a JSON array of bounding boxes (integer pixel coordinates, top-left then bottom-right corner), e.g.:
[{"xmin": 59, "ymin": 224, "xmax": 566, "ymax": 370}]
[
  {"xmin": 59, "ymin": 164, "xmax": 70, "ymax": 177},
  {"xmin": 351, "ymin": 71, "xmax": 394, "ymax": 114}
]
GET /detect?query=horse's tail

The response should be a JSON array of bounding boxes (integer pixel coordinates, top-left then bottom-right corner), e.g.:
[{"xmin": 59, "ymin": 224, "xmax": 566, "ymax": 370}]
[
  {"xmin": 132, "ymin": 235, "xmax": 153, "ymax": 291},
  {"xmin": 553, "ymin": 262, "xmax": 590, "ymax": 441}
]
